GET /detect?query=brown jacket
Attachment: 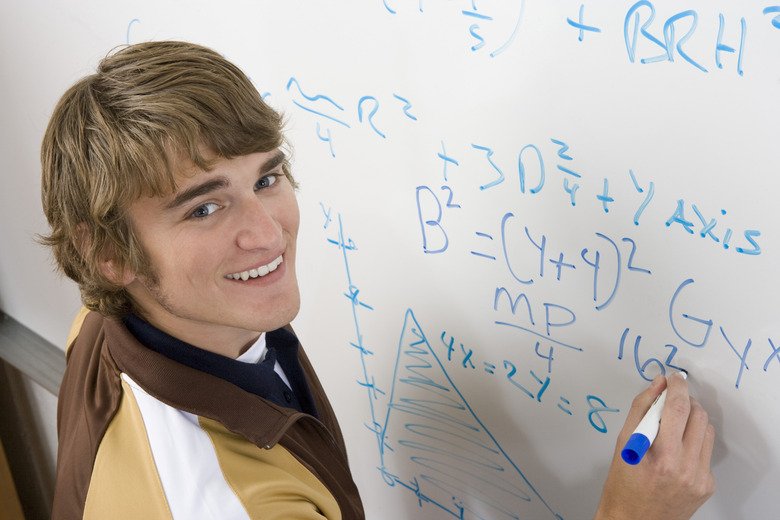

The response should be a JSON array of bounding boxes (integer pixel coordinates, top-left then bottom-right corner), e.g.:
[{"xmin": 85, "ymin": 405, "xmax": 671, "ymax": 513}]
[{"xmin": 52, "ymin": 309, "xmax": 364, "ymax": 519}]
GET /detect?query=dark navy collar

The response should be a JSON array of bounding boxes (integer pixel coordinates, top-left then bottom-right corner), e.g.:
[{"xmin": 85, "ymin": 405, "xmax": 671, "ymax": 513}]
[{"xmin": 123, "ymin": 314, "xmax": 318, "ymax": 417}]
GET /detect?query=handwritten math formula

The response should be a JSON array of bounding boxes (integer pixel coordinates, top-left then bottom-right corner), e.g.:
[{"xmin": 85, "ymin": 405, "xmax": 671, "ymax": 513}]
[
  {"xmin": 381, "ymin": 0, "xmax": 780, "ymax": 77},
  {"xmin": 415, "ymin": 135, "xmax": 777, "ymax": 390},
  {"xmin": 250, "ymin": 2, "xmax": 779, "ymax": 393},
  {"xmin": 121, "ymin": 1, "xmax": 780, "ymax": 517},
  {"xmin": 272, "ymin": 2, "xmax": 778, "ymax": 518},
  {"xmin": 0, "ymin": 0, "xmax": 764, "ymax": 518}
]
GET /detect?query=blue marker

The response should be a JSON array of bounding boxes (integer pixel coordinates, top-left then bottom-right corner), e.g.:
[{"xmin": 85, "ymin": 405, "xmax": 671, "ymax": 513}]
[{"xmin": 621, "ymin": 370, "xmax": 688, "ymax": 465}]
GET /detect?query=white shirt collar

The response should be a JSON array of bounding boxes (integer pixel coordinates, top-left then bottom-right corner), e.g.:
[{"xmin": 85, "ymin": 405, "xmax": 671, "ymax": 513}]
[{"xmin": 235, "ymin": 333, "xmax": 267, "ymax": 364}]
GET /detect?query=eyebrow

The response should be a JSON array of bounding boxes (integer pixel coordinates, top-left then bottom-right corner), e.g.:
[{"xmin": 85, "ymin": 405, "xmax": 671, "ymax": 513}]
[
  {"xmin": 164, "ymin": 177, "xmax": 229, "ymax": 211},
  {"xmin": 163, "ymin": 151, "xmax": 287, "ymax": 211},
  {"xmin": 264, "ymin": 150, "xmax": 287, "ymax": 173}
]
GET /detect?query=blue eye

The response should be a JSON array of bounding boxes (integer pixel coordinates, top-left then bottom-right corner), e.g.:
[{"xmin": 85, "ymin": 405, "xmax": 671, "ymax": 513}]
[
  {"xmin": 255, "ymin": 175, "xmax": 278, "ymax": 190},
  {"xmin": 191, "ymin": 202, "xmax": 220, "ymax": 219}
]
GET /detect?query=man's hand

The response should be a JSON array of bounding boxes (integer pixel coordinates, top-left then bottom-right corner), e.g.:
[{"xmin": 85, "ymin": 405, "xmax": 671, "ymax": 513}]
[{"xmin": 594, "ymin": 372, "xmax": 716, "ymax": 520}]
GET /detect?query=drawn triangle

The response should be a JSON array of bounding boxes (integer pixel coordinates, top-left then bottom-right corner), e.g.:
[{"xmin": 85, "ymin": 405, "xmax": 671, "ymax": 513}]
[{"xmin": 378, "ymin": 308, "xmax": 563, "ymax": 520}]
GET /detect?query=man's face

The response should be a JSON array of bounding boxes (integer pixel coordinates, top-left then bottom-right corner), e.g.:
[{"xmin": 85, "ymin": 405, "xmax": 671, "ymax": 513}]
[{"xmin": 123, "ymin": 149, "xmax": 300, "ymax": 357}]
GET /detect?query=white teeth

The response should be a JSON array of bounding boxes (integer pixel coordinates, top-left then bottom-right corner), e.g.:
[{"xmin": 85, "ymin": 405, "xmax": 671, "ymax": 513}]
[{"xmin": 227, "ymin": 256, "xmax": 283, "ymax": 280}]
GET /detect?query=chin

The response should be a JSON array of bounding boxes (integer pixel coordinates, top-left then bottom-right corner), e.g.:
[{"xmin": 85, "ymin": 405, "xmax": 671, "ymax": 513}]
[{"xmin": 259, "ymin": 292, "xmax": 301, "ymax": 331}]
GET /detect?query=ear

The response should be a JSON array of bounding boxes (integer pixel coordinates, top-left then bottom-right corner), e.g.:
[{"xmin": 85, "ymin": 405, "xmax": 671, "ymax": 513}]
[
  {"xmin": 100, "ymin": 257, "xmax": 136, "ymax": 287},
  {"xmin": 77, "ymin": 223, "xmax": 137, "ymax": 287}
]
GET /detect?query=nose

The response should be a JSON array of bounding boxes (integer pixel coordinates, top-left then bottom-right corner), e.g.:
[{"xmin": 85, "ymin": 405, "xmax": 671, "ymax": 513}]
[{"xmin": 235, "ymin": 197, "xmax": 282, "ymax": 251}]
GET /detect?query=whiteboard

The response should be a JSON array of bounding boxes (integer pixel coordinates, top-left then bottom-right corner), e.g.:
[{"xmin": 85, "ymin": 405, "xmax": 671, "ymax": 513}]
[{"xmin": 1, "ymin": 1, "xmax": 778, "ymax": 518}]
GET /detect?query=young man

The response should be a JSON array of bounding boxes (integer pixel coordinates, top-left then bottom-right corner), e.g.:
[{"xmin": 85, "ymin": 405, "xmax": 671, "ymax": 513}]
[{"xmin": 41, "ymin": 41, "xmax": 715, "ymax": 519}]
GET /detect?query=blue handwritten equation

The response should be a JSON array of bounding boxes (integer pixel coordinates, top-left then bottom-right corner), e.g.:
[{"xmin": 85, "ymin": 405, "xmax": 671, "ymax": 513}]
[
  {"xmin": 440, "ymin": 328, "xmax": 620, "ymax": 433},
  {"xmin": 381, "ymin": 0, "xmax": 526, "ymax": 58},
  {"xmin": 319, "ymin": 206, "xmax": 566, "ymax": 519},
  {"xmin": 283, "ymin": 77, "xmax": 417, "ymax": 158},
  {"xmin": 420, "ymin": 138, "xmax": 762, "ymax": 257},
  {"xmin": 415, "ymin": 135, "xmax": 778, "ymax": 389},
  {"xmin": 378, "ymin": 1, "xmax": 780, "ymax": 76}
]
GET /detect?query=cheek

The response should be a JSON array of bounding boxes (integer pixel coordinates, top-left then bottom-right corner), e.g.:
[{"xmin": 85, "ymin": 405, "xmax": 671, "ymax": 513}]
[
  {"xmin": 282, "ymin": 194, "xmax": 301, "ymax": 237},
  {"xmin": 144, "ymin": 232, "xmax": 217, "ymax": 285},
  {"xmin": 290, "ymin": 208, "xmax": 301, "ymax": 236}
]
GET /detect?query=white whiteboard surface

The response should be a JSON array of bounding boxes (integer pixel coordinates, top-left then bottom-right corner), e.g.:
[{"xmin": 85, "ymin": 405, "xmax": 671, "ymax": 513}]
[{"xmin": 2, "ymin": 1, "xmax": 779, "ymax": 518}]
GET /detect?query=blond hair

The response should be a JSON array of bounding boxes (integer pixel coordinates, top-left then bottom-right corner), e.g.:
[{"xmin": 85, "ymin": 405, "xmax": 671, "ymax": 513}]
[{"xmin": 40, "ymin": 41, "xmax": 289, "ymax": 316}]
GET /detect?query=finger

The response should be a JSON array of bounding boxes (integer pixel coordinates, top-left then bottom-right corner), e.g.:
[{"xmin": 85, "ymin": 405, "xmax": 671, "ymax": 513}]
[
  {"xmin": 686, "ymin": 400, "xmax": 717, "ymax": 500},
  {"xmin": 618, "ymin": 375, "xmax": 667, "ymax": 444},
  {"xmin": 697, "ymin": 403, "xmax": 715, "ymax": 480},
  {"xmin": 657, "ymin": 371, "xmax": 691, "ymax": 442},
  {"xmin": 700, "ymin": 422, "xmax": 715, "ymax": 470},
  {"xmin": 681, "ymin": 397, "xmax": 710, "ymax": 457},
  {"xmin": 700, "ymin": 424, "xmax": 717, "ymax": 497}
]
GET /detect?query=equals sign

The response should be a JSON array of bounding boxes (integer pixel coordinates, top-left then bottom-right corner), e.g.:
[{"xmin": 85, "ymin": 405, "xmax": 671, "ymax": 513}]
[{"xmin": 471, "ymin": 232, "xmax": 496, "ymax": 260}]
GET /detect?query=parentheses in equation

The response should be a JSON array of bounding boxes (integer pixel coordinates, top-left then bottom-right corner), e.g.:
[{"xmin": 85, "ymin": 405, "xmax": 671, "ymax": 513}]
[
  {"xmin": 126, "ymin": 18, "xmax": 140, "ymax": 45},
  {"xmin": 581, "ymin": 233, "xmax": 621, "ymax": 311},
  {"xmin": 489, "ymin": 0, "xmax": 526, "ymax": 57},
  {"xmin": 499, "ymin": 213, "xmax": 534, "ymax": 285},
  {"xmin": 595, "ymin": 233, "xmax": 621, "ymax": 311},
  {"xmin": 382, "ymin": 0, "xmax": 396, "ymax": 14}
]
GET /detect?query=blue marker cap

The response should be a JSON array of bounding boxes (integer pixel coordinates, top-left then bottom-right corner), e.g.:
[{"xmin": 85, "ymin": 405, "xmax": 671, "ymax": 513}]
[{"xmin": 621, "ymin": 433, "xmax": 651, "ymax": 465}]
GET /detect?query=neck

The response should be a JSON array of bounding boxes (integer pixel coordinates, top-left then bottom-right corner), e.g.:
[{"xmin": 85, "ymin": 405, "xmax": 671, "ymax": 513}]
[{"xmin": 130, "ymin": 306, "xmax": 261, "ymax": 359}]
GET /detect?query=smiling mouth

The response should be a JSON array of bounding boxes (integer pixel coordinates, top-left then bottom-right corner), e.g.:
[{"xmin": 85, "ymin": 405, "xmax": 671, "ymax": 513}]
[{"xmin": 226, "ymin": 255, "xmax": 283, "ymax": 280}]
